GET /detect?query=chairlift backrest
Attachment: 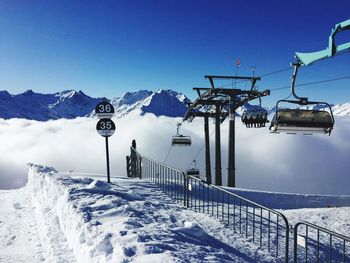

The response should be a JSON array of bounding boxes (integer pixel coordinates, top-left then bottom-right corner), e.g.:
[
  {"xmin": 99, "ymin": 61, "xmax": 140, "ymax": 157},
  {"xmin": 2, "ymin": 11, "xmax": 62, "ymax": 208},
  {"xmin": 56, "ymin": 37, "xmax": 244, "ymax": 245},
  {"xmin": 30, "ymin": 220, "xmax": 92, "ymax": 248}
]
[
  {"xmin": 171, "ymin": 122, "xmax": 192, "ymax": 146},
  {"xmin": 270, "ymin": 107, "xmax": 334, "ymax": 135},
  {"xmin": 172, "ymin": 135, "xmax": 192, "ymax": 146},
  {"xmin": 186, "ymin": 168, "xmax": 200, "ymax": 177},
  {"xmin": 241, "ymin": 107, "xmax": 269, "ymax": 128}
]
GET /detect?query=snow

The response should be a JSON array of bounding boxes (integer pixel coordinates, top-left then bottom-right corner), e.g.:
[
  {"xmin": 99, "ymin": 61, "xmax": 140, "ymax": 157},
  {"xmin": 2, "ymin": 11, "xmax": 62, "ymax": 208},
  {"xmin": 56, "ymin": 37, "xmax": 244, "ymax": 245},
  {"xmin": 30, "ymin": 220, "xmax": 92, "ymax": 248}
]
[
  {"xmin": 1, "ymin": 164, "xmax": 349, "ymax": 262},
  {"xmin": 225, "ymin": 187, "xmax": 350, "ymax": 209},
  {"xmin": 0, "ymin": 90, "xmax": 100, "ymax": 121},
  {"xmin": 332, "ymin": 102, "xmax": 350, "ymax": 116},
  {"xmin": 110, "ymin": 89, "xmax": 189, "ymax": 118},
  {"xmin": 0, "ymin": 188, "xmax": 47, "ymax": 262}
]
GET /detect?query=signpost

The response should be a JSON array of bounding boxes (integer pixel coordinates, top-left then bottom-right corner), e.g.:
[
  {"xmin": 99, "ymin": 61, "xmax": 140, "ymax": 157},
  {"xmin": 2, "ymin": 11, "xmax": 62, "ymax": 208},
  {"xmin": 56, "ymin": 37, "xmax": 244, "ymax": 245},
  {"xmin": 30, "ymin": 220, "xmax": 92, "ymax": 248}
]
[
  {"xmin": 95, "ymin": 101, "xmax": 115, "ymax": 119},
  {"xmin": 95, "ymin": 100, "xmax": 115, "ymax": 183}
]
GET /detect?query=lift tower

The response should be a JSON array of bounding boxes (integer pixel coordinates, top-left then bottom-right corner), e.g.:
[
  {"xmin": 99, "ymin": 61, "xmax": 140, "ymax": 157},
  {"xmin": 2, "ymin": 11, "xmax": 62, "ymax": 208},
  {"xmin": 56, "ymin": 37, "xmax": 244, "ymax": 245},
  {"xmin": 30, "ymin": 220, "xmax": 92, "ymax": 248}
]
[{"xmin": 184, "ymin": 76, "xmax": 270, "ymax": 186}]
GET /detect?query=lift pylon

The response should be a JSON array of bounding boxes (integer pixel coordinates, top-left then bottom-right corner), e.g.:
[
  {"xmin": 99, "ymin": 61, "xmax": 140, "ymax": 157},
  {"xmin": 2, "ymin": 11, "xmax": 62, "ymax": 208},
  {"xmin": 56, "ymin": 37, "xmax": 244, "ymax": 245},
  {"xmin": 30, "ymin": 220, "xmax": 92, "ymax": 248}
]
[{"xmin": 184, "ymin": 76, "xmax": 270, "ymax": 187}]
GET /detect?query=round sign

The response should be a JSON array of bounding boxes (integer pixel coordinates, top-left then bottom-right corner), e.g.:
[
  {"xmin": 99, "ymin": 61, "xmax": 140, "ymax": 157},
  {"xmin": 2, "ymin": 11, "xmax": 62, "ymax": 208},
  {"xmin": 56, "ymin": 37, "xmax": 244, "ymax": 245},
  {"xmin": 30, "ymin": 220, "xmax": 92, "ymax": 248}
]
[
  {"xmin": 95, "ymin": 101, "xmax": 115, "ymax": 119},
  {"xmin": 96, "ymin": 118, "xmax": 116, "ymax": 137}
]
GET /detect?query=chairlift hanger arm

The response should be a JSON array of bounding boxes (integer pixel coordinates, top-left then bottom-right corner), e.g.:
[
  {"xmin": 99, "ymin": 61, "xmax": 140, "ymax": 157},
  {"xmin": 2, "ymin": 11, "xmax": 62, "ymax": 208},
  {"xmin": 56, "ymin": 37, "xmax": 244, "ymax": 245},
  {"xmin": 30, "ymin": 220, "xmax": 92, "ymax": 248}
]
[{"xmin": 296, "ymin": 19, "xmax": 350, "ymax": 66}]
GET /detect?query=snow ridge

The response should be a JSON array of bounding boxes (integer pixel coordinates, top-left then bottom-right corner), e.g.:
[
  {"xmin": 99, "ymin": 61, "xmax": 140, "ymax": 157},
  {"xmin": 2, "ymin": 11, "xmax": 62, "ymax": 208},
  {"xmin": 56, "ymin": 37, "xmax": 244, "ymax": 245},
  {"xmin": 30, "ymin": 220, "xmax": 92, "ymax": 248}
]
[
  {"xmin": 110, "ymin": 89, "xmax": 189, "ymax": 118},
  {"xmin": 0, "ymin": 90, "xmax": 101, "ymax": 121},
  {"xmin": 0, "ymin": 89, "xmax": 190, "ymax": 120},
  {"xmin": 26, "ymin": 165, "xmax": 278, "ymax": 262}
]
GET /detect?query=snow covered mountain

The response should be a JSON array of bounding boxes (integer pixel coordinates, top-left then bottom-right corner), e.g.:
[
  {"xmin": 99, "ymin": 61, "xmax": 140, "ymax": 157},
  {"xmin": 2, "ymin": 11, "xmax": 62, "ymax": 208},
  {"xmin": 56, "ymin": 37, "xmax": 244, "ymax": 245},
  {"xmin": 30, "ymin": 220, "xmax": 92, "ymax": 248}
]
[
  {"xmin": 332, "ymin": 102, "xmax": 350, "ymax": 116},
  {"xmin": 0, "ymin": 90, "xmax": 101, "ymax": 121},
  {"xmin": 110, "ymin": 89, "xmax": 190, "ymax": 118},
  {"xmin": 0, "ymin": 89, "xmax": 190, "ymax": 120}
]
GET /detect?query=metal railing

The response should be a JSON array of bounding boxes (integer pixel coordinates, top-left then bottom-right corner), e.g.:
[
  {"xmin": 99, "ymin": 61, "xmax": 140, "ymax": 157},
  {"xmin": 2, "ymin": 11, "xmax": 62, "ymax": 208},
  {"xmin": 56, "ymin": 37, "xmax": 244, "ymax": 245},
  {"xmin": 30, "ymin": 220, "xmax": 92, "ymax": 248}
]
[
  {"xmin": 294, "ymin": 221, "xmax": 350, "ymax": 262},
  {"xmin": 130, "ymin": 147, "xmax": 290, "ymax": 262},
  {"xmin": 188, "ymin": 176, "xmax": 290, "ymax": 262},
  {"xmin": 140, "ymin": 154, "xmax": 188, "ymax": 207}
]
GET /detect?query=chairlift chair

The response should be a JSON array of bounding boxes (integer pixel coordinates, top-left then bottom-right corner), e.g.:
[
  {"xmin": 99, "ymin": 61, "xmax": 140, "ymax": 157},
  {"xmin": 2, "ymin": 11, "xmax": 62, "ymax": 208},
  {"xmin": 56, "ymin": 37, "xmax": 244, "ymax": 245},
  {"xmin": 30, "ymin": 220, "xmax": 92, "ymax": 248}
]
[
  {"xmin": 186, "ymin": 160, "xmax": 200, "ymax": 178},
  {"xmin": 241, "ymin": 108, "xmax": 269, "ymax": 128},
  {"xmin": 270, "ymin": 19, "xmax": 350, "ymax": 135},
  {"xmin": 171, "ymin": 123, "xmax": 192, "ymax": 146},
  {"xmin": 241, "ymin": 97, "xmax": 269, "ymax": 128},
  {"xmin": 269, "ymin": 100, "xmax": 334, "ymax": 135},
  {"xmin": 270, "ymin": 63, "xmax": 335, "ymax": 135}
]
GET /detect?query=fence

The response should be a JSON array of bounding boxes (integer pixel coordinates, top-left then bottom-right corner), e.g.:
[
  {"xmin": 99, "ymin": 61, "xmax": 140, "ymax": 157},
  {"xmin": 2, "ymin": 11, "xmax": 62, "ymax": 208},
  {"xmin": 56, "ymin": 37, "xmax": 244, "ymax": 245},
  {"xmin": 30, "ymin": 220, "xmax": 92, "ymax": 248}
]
[
  {"xmin": 188, "ymin": 176, "xmax": 290, "ymax": 262},
  {"xmin": 294, "ymin": 221, "xmax": 350, "ymax": 262},
  {"xmin": 130, "ymin": 147, "xmax": 290, "ymax": 262},
  {"xmin": 141, "ymin": 154, "xmax": 188, "ymax": 207}
]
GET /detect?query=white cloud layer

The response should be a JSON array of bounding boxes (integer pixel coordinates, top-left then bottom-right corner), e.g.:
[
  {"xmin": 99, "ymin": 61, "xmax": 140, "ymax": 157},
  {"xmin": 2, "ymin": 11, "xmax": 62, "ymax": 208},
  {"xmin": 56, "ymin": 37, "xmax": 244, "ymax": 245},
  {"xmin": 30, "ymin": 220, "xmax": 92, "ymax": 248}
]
[{"xmin": 0, "ymin": 114, "xmax": 349, "ymax": 195}]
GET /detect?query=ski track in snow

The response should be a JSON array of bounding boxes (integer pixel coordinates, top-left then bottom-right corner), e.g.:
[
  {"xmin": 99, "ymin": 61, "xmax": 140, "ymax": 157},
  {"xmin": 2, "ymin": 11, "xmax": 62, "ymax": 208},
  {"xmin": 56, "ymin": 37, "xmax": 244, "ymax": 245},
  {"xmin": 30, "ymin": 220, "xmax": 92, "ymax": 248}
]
[
  {"xmin": 0, "ymin": 188, "xmax": 46, "ymax": 262},
  {"xmin": 0, "ymin": 186, "xmax": 76, "ymax": 262}
]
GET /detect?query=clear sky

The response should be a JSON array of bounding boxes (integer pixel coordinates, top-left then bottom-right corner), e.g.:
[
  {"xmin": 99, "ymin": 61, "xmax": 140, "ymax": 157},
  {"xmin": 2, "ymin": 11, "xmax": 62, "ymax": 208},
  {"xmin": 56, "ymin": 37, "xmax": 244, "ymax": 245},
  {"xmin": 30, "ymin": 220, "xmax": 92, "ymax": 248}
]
[{"xmin": 0, "ymin": 0, "xmax": 349, "ymax": 106}]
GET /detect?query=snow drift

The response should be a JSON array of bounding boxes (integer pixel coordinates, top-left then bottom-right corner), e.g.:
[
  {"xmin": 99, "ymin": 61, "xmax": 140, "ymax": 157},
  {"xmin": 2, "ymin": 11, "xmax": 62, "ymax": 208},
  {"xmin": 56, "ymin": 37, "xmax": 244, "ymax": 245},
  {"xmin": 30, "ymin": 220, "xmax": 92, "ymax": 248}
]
[{"xmin": 26, "ymin": 164, "xmax": 275, "ymax": 262}]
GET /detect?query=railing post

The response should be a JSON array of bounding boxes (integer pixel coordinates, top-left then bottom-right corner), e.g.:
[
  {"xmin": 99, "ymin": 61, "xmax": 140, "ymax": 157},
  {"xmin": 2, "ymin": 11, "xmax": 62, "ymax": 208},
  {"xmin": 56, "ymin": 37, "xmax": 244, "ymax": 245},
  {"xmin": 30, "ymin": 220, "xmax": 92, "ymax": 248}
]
[
  {"xmin": 184, "ymin": 174, "xmax": 189, "ymax": 207},
  {"xmin": 126, "ymin": 155, "xmax": 131, "ymax": 177},
  {"xmin": 139, "ymin": 156, "xmax": 142, "ymax": 179}
]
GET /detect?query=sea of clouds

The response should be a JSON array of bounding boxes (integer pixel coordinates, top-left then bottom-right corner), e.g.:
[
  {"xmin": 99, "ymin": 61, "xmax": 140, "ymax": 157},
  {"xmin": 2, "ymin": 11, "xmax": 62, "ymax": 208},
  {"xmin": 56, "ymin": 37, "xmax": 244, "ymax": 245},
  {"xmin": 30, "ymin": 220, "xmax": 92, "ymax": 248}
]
[{"xmin": 0, "ymin": 113, "xmax": 349, "ymax": 195}]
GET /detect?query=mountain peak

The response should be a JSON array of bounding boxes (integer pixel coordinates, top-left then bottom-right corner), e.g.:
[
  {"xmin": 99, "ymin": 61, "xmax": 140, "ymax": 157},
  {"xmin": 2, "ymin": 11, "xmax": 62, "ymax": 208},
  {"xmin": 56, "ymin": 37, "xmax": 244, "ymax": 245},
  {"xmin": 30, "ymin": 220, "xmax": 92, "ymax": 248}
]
[
  {"xmin": 0, "ymin": 89, "xmax": 100, "ymax": 121},
  {"xmin": 110, "ymin": 89, "xmax": 189, "ymax": 118}
]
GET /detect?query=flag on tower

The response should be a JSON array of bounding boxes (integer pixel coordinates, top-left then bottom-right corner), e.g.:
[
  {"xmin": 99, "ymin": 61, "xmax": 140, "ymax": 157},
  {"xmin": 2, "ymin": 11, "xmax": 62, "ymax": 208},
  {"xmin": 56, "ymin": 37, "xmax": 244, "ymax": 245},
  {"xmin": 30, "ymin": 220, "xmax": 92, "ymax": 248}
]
[{"xmin": 236, "ymin": 58, "xmax": 241, "ymax": 66}]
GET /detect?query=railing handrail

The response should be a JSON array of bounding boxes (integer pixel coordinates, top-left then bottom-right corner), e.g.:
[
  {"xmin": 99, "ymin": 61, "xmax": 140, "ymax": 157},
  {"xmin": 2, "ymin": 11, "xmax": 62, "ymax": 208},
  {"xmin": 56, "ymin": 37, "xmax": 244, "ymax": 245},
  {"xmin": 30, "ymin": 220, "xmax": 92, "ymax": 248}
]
[
  {"xmin": 132, "ymin": 147, "xmax": 185, "ymax": 176},
  {"xmin": 188, "ymin": 176, "xmax": 290, "ymax": 224},
  {"xmin": 294, "ymin": 220, "xmax": 350, "ymax": 262},
  {"xmin": 188, "ymin": 175, "xmax": 290, "ymax": 262},
  {"xmin": 294, "ymin": 221, "xmax": 350, "ymax": 241},
  {"xmin": 132, "ymin": 147, "xmax": 289, "ymax": 262}
]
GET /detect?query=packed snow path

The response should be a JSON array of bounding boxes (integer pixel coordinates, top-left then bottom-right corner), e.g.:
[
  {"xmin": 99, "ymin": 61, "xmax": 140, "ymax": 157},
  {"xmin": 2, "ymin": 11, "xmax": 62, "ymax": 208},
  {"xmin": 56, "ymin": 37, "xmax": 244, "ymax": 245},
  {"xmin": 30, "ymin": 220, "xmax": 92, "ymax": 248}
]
[
  {"xmin": 0, "ymin": 188, "xmax": 76, "ymax": 262},
  {"xmin": 0, "ymin": 188, "xmax": 46, "ymax": 262},
  {"xmin": 2, "ymin": 165, "xmax": 278, "ymax": 263}
]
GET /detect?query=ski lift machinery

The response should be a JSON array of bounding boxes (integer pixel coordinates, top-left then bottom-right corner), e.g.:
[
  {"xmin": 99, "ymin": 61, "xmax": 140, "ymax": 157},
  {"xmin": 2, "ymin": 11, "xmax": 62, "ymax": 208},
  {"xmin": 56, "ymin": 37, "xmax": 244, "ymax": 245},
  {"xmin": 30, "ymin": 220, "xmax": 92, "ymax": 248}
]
[
  {"xmin": 171, "ymin": 123, "xmax": 192, "ymax": 146},
  {"xmin": 270, "ymin": 19, "xmax": 350, "ymax": 135}
]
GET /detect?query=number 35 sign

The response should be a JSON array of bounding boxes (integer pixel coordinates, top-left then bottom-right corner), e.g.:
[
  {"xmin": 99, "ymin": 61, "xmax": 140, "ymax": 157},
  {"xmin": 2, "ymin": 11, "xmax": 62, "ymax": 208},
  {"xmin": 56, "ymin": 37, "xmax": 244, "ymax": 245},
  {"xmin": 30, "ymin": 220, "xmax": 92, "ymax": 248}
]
[{"xmin": 96, "ymin": 118, "xmax": 116, "ymax": 137}]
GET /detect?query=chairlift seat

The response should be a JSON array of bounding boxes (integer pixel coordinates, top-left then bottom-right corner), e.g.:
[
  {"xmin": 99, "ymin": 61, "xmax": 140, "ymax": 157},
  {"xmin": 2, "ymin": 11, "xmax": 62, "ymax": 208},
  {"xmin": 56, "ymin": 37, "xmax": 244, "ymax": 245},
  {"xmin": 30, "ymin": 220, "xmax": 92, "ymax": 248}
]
[
  {"xmin": 171, "ymin": 135, "xmax": 192, "ymax": 146},
  {"xmin": 270, "ymin": 109, "xmax": 334, "ymax": 135},
  {"xmin": 241, "ymin": 109, "xmax": 269, "ymax": 127},
  {"xmin": 186, "ymin": 168, "xmax": 200, "ymax": 177}
]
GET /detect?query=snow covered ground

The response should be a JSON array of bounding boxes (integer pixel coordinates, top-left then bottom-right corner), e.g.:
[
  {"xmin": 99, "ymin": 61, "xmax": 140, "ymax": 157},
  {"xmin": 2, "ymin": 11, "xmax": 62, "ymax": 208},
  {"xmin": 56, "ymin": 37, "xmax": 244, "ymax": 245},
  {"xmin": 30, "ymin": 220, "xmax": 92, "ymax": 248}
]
[{"xmin": 0, "ymin": 165, "xmax": 349, "ymax": 262}]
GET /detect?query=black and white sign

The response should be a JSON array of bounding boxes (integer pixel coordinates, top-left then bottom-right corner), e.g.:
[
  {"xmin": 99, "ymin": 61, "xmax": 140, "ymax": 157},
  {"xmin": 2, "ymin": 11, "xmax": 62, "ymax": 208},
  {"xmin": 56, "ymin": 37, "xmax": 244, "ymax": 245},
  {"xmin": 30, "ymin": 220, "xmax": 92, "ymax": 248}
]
[
  {"xmin": 95, "ymin": 101, "xmax": 115, "ymax": 119},
  {"xmin": 96, "ymin": 118, "xmax": 116, "ymax": 137}
]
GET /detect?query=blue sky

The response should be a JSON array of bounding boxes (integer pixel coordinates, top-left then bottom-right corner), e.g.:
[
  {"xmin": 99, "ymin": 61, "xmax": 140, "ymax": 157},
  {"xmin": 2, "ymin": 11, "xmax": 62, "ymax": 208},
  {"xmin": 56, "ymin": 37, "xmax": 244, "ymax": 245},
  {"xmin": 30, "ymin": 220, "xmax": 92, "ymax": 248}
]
[{"xmin": 0, "ymin": 0, "xmax": 349, "ymax": 106}]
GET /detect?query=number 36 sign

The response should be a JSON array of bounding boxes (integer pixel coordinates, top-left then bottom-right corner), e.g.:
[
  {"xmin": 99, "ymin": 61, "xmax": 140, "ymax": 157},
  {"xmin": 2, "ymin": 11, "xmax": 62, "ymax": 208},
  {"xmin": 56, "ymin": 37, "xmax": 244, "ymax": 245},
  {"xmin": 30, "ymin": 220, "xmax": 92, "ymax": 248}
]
[
  {"xmin": 95, "ymin": 101, "xmax": 115, "ymax": 119},
  {"xmin": 96, "ymin": 118, "xmax": 116, "ymax": 137}
]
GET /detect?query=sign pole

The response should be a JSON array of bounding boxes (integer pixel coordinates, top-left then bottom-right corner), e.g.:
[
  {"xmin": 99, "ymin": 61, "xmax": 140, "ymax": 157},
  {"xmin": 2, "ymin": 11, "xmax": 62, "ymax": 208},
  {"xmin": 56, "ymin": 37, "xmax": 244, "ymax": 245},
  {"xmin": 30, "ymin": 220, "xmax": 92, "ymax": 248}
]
[
  {"xmin": 95, "ymin": 100, "xmax": 116, "ymax": 184},
  {"xmin": 105, "ymin": 137, "xmax": 111, "ymax": 183}
]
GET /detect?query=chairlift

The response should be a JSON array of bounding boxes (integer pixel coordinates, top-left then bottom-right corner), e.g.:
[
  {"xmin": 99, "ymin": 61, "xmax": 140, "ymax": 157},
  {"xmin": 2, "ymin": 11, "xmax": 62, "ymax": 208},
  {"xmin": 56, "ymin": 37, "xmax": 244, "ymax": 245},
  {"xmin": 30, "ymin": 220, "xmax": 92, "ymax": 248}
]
[
  {"xmin": 241, "ymin": 97, "xmax": 269, "ymax": 128},
  {"xmin": 171, "ymin": 123, "xmax": 192, "ymax": 146},
  {"xmin": 270, "ymin": 63, "xmax": 335, "ymax": 135},
  {"xmin": 186, "ymin": 160, "xmax": 200, "ymax": 178}
]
